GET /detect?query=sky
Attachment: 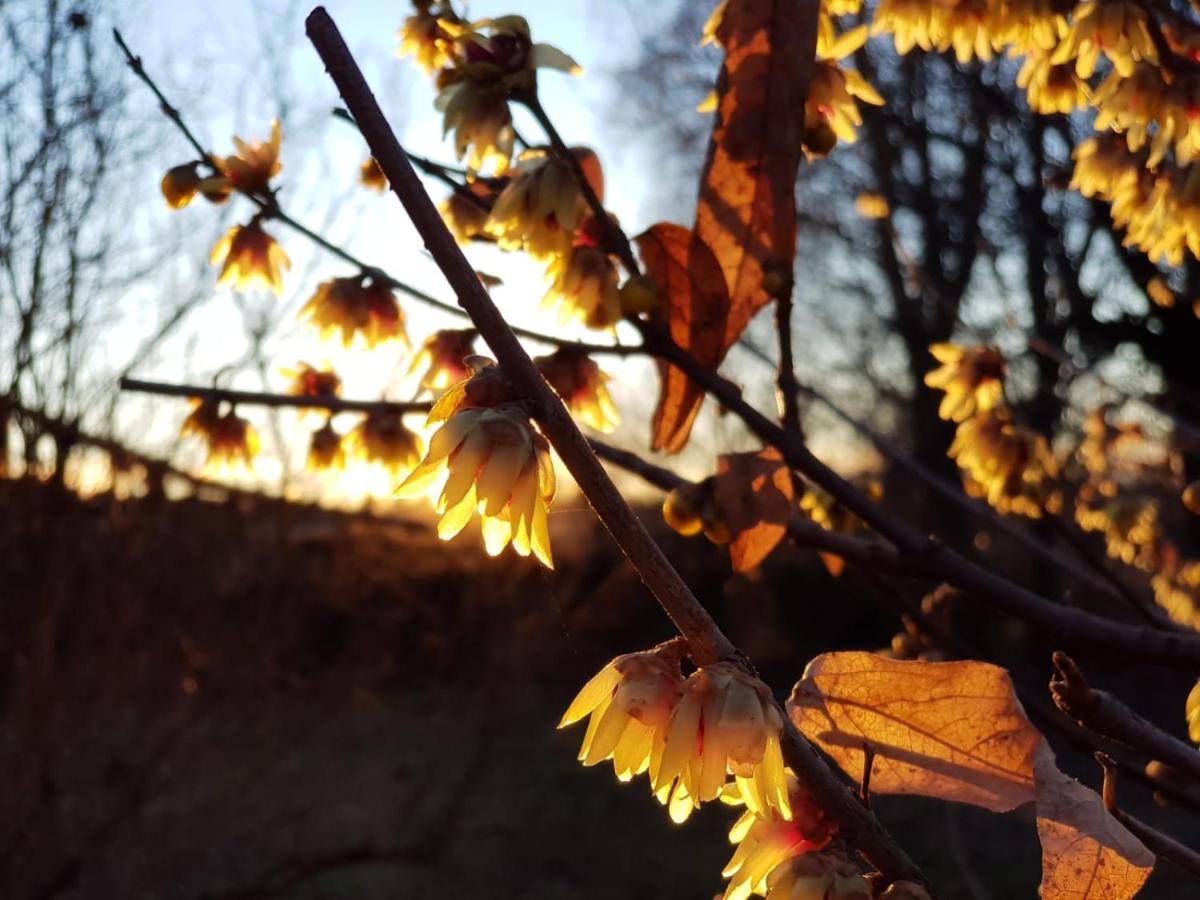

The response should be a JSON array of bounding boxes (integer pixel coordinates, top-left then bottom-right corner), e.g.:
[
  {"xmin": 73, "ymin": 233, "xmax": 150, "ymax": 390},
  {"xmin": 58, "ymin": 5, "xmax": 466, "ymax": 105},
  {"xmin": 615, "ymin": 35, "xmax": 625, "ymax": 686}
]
[{"xmin": 65, "ymin": 0, "xmax": 870, "ymax": 506}]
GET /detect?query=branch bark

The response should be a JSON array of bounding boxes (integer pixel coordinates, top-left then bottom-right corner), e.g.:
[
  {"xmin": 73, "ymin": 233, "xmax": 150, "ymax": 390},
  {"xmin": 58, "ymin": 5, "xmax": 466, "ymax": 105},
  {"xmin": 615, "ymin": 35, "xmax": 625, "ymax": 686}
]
[{"xmin": 303, "ymin": 6, "xmax": 929, "ymax": 888}]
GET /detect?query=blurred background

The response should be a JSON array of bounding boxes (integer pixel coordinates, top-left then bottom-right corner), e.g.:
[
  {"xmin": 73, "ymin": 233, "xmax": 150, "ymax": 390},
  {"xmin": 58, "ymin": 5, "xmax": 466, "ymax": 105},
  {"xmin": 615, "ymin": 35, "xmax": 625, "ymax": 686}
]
[{"xmin": 3, "ymin": 0, "xmax": 1199, "ymax": 897}]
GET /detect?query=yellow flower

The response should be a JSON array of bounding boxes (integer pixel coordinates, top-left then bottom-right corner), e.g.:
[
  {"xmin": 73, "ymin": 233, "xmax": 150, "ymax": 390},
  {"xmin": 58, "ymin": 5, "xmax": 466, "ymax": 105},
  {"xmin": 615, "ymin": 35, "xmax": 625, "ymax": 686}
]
[
  {"xmin": 408, "ymin": 328, "xmax": 478, "ymax": 392},
  {"xmin": 210, "ymin": 221, "xmax": 290, "ymax": 295},
  {"xmin": 534, "ymin": 348, "xmax": 619, "ymax": 433},
  {"xmin": 989, "ymin": 0, "xmax": 1066, "ymax": 54},
  {"xmin": 1076, "ymin": 406, "xmax": 1144, "ymax": 477},
  {"xmin": 804, "ymin": 60, "xmax": 883, "ymax": 154},
  {"xmin": 447, "ymin": 15, "xmax": 580, "ymax": 96},
  {"xmin": 759, "ymin": 852, "xmax": 870, "ymax": 900},
  {"xmin": 397, "ymin": 5, "xmax": 458, "ymax": 74},
  {"xmin": 1017, "ymin": 54, "xmax": 1089, "ymax": 114},
  {"xmin": 300, "ymin": 276, "xmax": 408, "ymax": 349},
  {"xmin": 346, "ymin": 410, "xmax": 423, "ymax": 477},
  {"xmin": 924, "ymin": 343, "xmax": 1007, "ymax": 422},
  {"xmin": 950, "ymin": 411, "xmax": 1060, "ymax": 518},
  {"xmin": 1147, "ymin": 276, "xmax": 1175, "ymax": 308},
  {"xmin": 662, "ymin": 479, "xmax": 731, "ymax": 544},
  {"xmin": 652, "ymin": 663, "xmax": 791, "ymax": 824},
  {"xmin": 1070, "ymin": 135, "xmax": 1142, "ymax": 200},
  {"xmin": 1051, "ymin": 0, "xmax": 1158, "ymax": 78},
  {"xmin": 487, "ymin": 148, "xmax": 603, "ymax": 260},
  {"xmin": 721, "ymin": 773, "xmax": 836, "ymax": 900},
  {"xmin": 1184, "ymin": 480, "xmax": 1200, "ymax": 515},
  {"xmin": 307, "ymin": 421, "xmax": 346, "ymax": 471},
  {"xmin": 436, "ymin": 80, "xmax": 516, "ymax": 175},
  {"xmin": 558, "ymin": 643, "xmax": 688, "ymax": 781},
  {"xmin": 1188, "ymin": 679, "xmax": 1200, "ymax": 744},
  {"xmin": 360, "ymin": 156, "xmax": 387, "ymax": 191},
  {"xmin": 180, "ymin": 398, "xmax": 259, "ymax": 471},
  {"xmin": 396, "ymin": 404, "xmax": 556, "ymax": 566},
  {"xmin": 440, "ymin": 180, "xmax": 498, "ymax": 243},
  {"xmin": 854, "ymin": 192, "xmax": 890, "ymax": 219},
  {"xmin": 282, "ymin": 361, "xmax": 342, "ymax": 401},
  {"xmin": 542, "ymin": 244, "xmax": 623, "ymax": 329},
  {"xmin": 214, "ymin": 119, "xmax": 282, "ymax": 196},
  {"xmin": 161, "ymin": 163, "xmax": 201, "ymax": 209},
  {"xmin": 1075, "ymin": 491, "xmax": 1160, "ymax": 569},
  {"xmin": 872, "ymin": 0, "xmax": 940, "ymax": 56}
]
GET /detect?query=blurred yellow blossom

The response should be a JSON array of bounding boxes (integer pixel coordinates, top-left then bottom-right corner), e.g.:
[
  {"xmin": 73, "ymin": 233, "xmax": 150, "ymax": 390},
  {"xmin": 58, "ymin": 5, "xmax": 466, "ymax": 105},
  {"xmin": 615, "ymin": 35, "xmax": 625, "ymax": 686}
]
[{"xmin": 210, "ymin": 221, "xmax": 290, "ymax": 294}]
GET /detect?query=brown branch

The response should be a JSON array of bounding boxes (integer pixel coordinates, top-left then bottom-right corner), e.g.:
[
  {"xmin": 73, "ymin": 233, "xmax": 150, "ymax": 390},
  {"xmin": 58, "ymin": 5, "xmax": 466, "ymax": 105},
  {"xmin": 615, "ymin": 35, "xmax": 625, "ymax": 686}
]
[
  {"xmin": 1096, "ymin": 753, "xmax": 1200, "ymax": 881},
  {"xmin": 641, "ymin": 325, "xmax": 1200, "ymax": 668},
  {"xmin": 774, "ymin": 284, "xmax": 802, "ymax": 435},
  {"xmin": 304, "ymin": 7, "xmax": 930, "ymax": 889},
  {"xmin": 119, "ymin": 378, "xmax": 431, "ymax": 415},
  {"xmin": 1052, "ymin": 653, "xmax": 1200, "ymax": 783}
]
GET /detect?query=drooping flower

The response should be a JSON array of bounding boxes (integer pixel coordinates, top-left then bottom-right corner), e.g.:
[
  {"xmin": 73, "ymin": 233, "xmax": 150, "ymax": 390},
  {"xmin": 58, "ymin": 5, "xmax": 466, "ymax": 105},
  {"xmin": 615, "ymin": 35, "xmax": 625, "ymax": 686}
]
[
  {"xmin": 542, "ymin": 244, "xmax": 623, "ymax": 329},
  {"xmin": 346, "ymin": 409, "xmax": 423, "ymax": 477},
  {"xmin": 282, "ymin": 362, "xmax": 342, "ymax": 401},
  {"xmin": 210, "ymin": 220, "xmax": 290, "ymax": 294},
  {"xmin": 436, "ymin": 79, "xmax": 517, "ymax": 175},
  {"xmin": 758, "ymin": 851, "xmax": 871, "ymax": 900},
  {"xmin": 180, "ymin": 398, "xmax": 259, "ymax": 470},
  {"xmin": 487, "ymin": 147, "xmax": 603, "ymax": 259},
  {"xmin": 535, "ymin": 347, "xmax": 619, "ymax": 433},
  {"xmin": 430, "ymin": 15, "xmax": 580, "ymax": 174},
  {"xmin": 1017, "ymin": 54, "xmax": 1089, "ymax": 115},
  {"xmin": 949, "ymin": 410, "xmax": 1060, "ymax": 518},
  {"xmin": 721, "ymin": 773, "xmax": 837, "ymax": 900},
  {"xmin": 408, "ymin": 328, "xmax": 478, "ymax": 392},
  {"xmin": 440, "ymin": 179, "xmax": 500, "ymax": 243},
  {"xmin": 161, "ymin": 163, "xmax": 202, "ymax": 209},
  {"xmin": 213, "ymin": 119, "xmax": 282, "ymax": 196},
  {"xmin": 307, "ymin": 420, "xmax": 346, "ymax": 471},
  {"xmin": 395, "ymin": 403, "xmax": 556, "ymax": 566},
  {"xmin": 300, "ymin": 276, "xmax": 408, "ymax": 349},
  {"xmin": 558, "ymin": 642, "xmax": 688, "ymax": 781},
  {"xmin": 651, "ymin": 662, "xmax": 791, "ymax": 824},
  {"xmin": 924, "ymin": 343, "xmax": 1007, "ymax": 422},
  {"xmin": 803, "ymin": 59, "xmax": 883, "ymax": 155},
  {"xmin": 397, "ymin": 3, "xmax": 459, "ymax": 74},
  {"xmin": 1051, "ymin": 0, "xmax": 1158, "ymax": 78},
  {"xmin": 360, "ymin": 156, "xmax": 387, "ymax": 192},
  {"xmin": 662, "ymin": 479, "xmax": 731, "ymax": 545}
]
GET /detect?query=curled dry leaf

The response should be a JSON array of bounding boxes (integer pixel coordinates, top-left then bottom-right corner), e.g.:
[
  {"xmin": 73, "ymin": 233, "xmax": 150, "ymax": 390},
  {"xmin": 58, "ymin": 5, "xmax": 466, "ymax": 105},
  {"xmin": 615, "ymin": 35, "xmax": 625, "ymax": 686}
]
[
  {"xmin": 712, "ymin": 446, "xmax": 794, "ymax": 572},
  {"xmin": 637, "ymin": 0, "xmax": 817, "ymax": 455},
  {"xmin": 788, "ymin": 652, "xmax": 1153, "ymax": 899},
  {"xmin": 696, "ymin": 0, "xmax": 814, "ymax": 331},
  {"xmin": 636, "ymin": 222, "xmax": 730, "ymax": 453}
]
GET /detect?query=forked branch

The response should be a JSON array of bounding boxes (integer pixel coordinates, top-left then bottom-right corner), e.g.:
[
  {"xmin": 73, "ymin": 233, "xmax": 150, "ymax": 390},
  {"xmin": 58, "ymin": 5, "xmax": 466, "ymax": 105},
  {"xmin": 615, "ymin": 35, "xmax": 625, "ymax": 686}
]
[{"xmin": 303, "ymin": 6, "xmax": 929, "ymax": 889}]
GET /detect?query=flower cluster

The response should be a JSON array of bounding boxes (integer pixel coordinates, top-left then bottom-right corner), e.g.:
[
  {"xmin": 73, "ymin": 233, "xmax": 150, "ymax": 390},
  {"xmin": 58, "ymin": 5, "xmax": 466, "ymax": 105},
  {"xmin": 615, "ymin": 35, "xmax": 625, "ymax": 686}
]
[
  {"xmin": 179, "ymin": 398, "xmax": 259, "ymax": 471},
  {"xmin": 925, "ymin": 343, "xmax": 1060, "ymax": 518},
  {"xmin": 561, "ymin": 645, "xmax": 858, "ymax": 897}
]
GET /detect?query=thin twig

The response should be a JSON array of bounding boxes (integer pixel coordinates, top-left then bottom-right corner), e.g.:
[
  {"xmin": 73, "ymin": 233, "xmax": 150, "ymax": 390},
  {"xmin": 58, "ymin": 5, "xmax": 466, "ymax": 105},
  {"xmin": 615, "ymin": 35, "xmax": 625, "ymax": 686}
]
[
  {"xmin": 111, "ymin": 29, "xmax": 637, "ymax": 359},
  {"xmin": 1096, "ymin": 753, "xmax": 1200, "ymax": 881},
  {"xmin": 304, "ymin": 7, "xmax": 930, "ymax": 888},
  {"xmin": 774, "ymin": 284, "xmax": 802, "ymax": 435},
  {"xmin": 1052, "ymin": 653, "xmax": 1200, "ymax": 783},
  {"xmin": 520, "ymin": 92, "xmax": 641, "ymax": 277},
  {"xmin": 119, "ymin": 378, "xmax": 432, "ymax": 415}
]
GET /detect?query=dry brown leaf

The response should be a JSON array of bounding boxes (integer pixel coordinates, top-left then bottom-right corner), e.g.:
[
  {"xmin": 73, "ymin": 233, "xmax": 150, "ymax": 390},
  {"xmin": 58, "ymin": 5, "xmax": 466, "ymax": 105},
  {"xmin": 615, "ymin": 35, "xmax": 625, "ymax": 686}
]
[
  {"xmin": 788, "ymin": 653, "xmax": 1040, "ymax": 812},
  {"xmin": 636, "ymin": 222, "xmax": 730, "ymax": 453},
  {"xmin": 695, "ymin": 0, "xmax": 814, "ymax": 339},
  {"xmin": 788, "ymin": 653, "xmax": 1153, "ymax": 899},
  {"xmin": 1034, "ymin": 744, "xmax": 1154, "ymax": 900},
  {"xmin": 712, "ymin": 447, "xmax": 793, "ymax": 571}
]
